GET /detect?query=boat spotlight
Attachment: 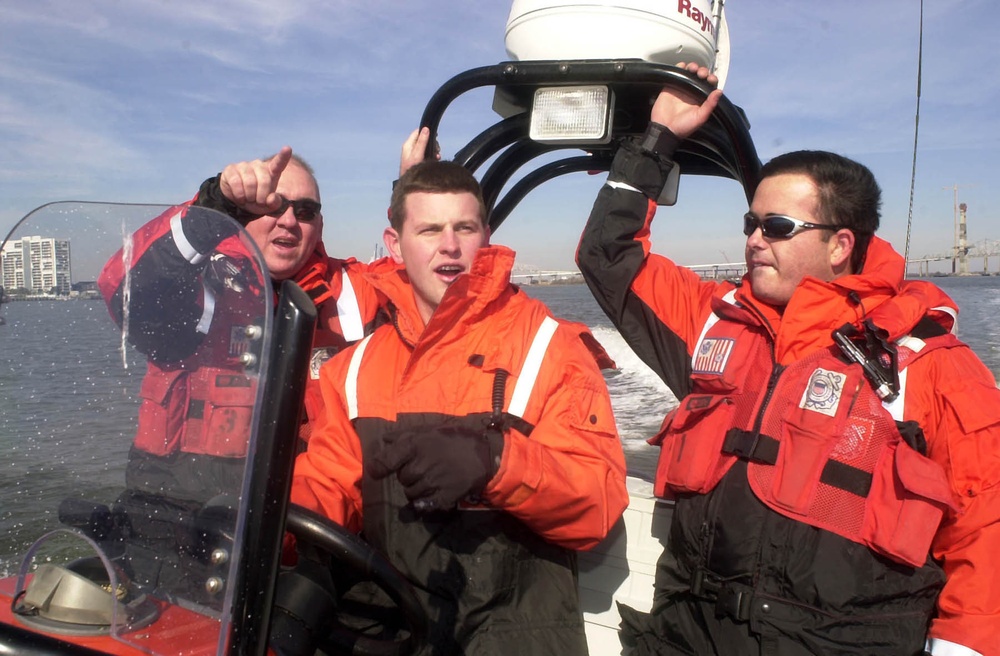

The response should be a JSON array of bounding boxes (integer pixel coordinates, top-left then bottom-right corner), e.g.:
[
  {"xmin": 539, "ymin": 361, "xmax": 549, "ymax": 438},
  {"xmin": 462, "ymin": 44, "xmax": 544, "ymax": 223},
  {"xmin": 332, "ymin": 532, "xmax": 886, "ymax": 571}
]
[{"xmin": 529, "ymin": 85, "xmax": 614, "ymax": 144}]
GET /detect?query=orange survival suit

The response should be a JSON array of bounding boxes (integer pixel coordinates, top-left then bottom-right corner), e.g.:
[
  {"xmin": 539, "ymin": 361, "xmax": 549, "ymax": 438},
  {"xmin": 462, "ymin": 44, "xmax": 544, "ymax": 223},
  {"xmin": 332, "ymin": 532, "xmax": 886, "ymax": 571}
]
[
  {"xmin": 292, "ymin": 245, "xmax": 629, "ymax": 655},
  {"xmin": 99, "ymin": 199, "xmax": 378, "ymax": 601},
  {"xmin": 577, "ymin": 139, "xmax": 1000, "ymax": 655},
  {"xmin": 99, "ymin": 198, "xmax": 381, "ymax": 493},
  {"xmin": 193, "ymin": 173, "xmax": 384, "ymax": 445}
]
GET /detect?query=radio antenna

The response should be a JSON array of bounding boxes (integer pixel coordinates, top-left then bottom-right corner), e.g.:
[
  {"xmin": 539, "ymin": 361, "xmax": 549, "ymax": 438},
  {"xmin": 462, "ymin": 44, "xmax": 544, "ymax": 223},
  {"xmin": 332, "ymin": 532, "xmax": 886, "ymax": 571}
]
[{"xmin": 902, "ymin": 0, "xmax": 924, "ymax": 275}]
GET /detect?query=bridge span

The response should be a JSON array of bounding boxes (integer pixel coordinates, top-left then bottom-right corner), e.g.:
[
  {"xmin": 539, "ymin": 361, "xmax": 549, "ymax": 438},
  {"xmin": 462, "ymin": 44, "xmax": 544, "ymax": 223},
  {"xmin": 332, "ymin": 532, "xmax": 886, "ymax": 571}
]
[
  {"xmin": 511, "ymin": 271, "xmax": 583, "ymax": 284},
  {"xmin": 511, "ymin": 263, "xmax": 746, "ymax": 284},
  {"xmin": 687, "ymin": 262, "xmax": 747, "ymax": 280},
  {"xmin": 910, "ymin": 238, "xmax": 1000, "ymax": 276},
  {"xmin": 511, "ymin": 244, "xmax": 1000, "ymax": 285}
]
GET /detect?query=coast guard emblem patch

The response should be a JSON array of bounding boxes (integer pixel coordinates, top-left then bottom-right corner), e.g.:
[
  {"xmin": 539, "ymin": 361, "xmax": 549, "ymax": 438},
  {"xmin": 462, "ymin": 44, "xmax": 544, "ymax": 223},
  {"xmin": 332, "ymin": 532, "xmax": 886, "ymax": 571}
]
[
  {"xmin": 693, "ymin": 338, "xmax": 735, "ymax": 375},
  {"xmin": 800, "ymin": 368, "xmax": 846, "ymax": 417},
  {"xmin": 310, "ymin": 347, "xmax": 337, "ymax": 380}
]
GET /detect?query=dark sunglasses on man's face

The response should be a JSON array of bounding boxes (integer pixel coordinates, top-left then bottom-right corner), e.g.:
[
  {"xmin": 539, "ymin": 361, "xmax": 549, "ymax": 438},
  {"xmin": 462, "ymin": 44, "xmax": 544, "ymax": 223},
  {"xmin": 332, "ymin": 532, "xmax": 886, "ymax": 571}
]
[
  {"xmin": 743, "ymin": 213, "xmax": 847, "ymax": 240},
  {"xmin": 237, "ymin": 194, "xmax": 322, "ymax": 225}
]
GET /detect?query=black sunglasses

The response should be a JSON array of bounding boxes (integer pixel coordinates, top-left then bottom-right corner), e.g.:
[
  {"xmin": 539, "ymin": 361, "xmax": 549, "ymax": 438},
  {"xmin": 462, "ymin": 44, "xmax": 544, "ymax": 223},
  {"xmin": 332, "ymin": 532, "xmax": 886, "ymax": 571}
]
[
  {"xmin": 237, "ymin": 194, "xmax": 322, "ymax": 224},
  {"xmin": 743, "ymin": 213, "xmax": 847, "ymax": 239}
]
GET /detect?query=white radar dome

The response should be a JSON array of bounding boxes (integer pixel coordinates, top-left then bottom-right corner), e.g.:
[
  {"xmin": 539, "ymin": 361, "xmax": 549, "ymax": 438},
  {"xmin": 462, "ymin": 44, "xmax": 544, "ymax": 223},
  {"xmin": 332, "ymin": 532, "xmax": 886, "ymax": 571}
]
[{"xmin": 505, "ymin": 0, "xmax": 730, "ymax": 88}]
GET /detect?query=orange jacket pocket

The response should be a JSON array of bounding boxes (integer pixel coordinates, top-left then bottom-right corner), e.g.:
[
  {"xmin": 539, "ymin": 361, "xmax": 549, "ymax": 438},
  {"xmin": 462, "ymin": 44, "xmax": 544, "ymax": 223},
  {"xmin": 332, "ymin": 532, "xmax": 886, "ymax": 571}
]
[
  {"xmin": 650, "ymin": 394, "xmax": 737, "ymax": 497},
  {"xmin": 133, "ymin": 369, "xmax": 187, "ymax": 456},
  {"xmin": 863, "ymin": 444, "xmax": 958, "ymax": 567},
  {"xmin": 182, "ymin": 369, "xmax": 255, "ymax": 457}
]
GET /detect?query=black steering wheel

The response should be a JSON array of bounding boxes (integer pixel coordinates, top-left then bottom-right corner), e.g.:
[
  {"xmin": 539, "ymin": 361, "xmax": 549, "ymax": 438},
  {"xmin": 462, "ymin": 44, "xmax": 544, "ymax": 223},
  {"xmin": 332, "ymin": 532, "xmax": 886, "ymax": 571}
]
[{"xmin": 281, "ymin": 505, "xmax": 427, "ymax": 656}]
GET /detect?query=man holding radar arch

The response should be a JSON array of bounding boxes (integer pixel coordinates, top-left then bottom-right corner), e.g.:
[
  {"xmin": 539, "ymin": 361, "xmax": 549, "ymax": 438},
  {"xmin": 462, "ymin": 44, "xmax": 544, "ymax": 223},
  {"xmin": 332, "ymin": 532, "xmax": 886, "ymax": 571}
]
[{"xmin": 577, "ymin": 63, "xmax": 1000, "ymax": 655}]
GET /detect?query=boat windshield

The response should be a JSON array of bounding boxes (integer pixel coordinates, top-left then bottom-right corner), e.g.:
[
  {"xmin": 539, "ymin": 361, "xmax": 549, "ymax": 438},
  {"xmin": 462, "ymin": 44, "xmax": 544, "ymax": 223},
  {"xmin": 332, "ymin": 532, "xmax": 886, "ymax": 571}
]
[{"xmin": 0, "ymin": 202, "xmax": 272, "ymax": 654}]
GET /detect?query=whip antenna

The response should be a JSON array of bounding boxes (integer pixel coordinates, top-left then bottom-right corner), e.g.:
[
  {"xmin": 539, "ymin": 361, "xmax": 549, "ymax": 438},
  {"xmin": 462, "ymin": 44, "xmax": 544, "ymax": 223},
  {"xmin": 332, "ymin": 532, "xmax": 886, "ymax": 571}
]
[{"xmin": 903, "ymin": 0, "xmax": 924, "ymax": 274}]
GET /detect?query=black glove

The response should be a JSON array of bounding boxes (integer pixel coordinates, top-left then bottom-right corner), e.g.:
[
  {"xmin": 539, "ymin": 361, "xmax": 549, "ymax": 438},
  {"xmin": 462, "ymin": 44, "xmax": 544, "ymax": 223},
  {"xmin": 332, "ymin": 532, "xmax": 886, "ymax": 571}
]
[
  {"xmin": 269, "ymin": 553, "xmax": 337, "ymax": 656},
  {"xmin": 368, "ymin": 426, "xmax": 504, "ymax": 513},
  {"xmin": 193, "ymin": 174, "xmax": 244, "ymax": 223}
]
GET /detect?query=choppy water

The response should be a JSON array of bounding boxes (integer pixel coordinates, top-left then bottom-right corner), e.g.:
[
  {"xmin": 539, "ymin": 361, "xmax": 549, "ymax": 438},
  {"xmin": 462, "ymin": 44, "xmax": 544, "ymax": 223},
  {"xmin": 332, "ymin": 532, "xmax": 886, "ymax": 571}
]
[{"xmin": 0, "ymin": 300, "xmax": 144, "ymax": 571}]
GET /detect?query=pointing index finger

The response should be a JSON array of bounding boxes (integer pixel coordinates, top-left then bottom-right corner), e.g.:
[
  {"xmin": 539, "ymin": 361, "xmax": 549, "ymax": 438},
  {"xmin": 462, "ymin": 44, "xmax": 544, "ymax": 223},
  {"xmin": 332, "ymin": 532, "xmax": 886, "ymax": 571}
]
[
  {"xmin": 267, "ymin": 146, "xmax": 293, "ymax": 181},
  {"xmin": 260, "ymin": 146, "xmax": 293, "ymax": 210}
]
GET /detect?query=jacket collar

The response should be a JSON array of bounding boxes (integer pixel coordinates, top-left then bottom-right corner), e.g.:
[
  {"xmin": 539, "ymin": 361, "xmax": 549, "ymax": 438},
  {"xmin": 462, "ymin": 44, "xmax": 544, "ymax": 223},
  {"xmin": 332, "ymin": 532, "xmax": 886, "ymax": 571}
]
[
  {"xmin": 290, "ymin": 241, "xmax": 335, "ymax": 306},
  {"xmin": 364, "ymin": 245, "xmax": 517, "ymax": 346},
  {"xmin": 725, "ymin": 236, "xmax": 958, "ymax": 365}
]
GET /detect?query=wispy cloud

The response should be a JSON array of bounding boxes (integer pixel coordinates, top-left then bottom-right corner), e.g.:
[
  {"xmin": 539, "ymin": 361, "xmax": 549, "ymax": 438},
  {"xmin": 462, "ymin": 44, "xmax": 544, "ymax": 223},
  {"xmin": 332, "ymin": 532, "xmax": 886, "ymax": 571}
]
[{"xmin": 1, "ymin": 0, "xmax": 997, "ymax": 267}]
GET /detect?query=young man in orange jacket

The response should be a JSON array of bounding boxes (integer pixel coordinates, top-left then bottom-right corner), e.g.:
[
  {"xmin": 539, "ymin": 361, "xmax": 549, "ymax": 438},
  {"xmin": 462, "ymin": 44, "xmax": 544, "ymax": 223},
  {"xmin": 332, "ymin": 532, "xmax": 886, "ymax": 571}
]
[
  {"xmin": 576, "ymin": 63, "xmax": 1000, "ymax": 656},
  {"xmin": 292, "ymin": 160, "xmax": 629, "ymax": 655}
]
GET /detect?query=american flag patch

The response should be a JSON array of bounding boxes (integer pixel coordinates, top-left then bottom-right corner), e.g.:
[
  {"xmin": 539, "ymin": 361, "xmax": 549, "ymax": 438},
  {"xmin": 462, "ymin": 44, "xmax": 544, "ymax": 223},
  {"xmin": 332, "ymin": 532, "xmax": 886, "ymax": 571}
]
[
  {"xmin": 692, "ymin": 338, "xmax": 735, "ymax": 375},
  {"xmin": 229, "ymin": 325, "xmax": 251, "ymax": 357}
]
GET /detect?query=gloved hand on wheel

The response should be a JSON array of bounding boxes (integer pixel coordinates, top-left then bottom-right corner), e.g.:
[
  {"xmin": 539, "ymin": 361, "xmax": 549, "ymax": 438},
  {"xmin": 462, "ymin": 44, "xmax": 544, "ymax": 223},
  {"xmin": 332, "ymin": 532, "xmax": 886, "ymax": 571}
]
[
  {"xmin": 368, "ymin": 425, "xmax": 504, "ymax": 513},
  {"xmin": 269, "ymin": 551, "xmax": 337, "ymax": 656}
]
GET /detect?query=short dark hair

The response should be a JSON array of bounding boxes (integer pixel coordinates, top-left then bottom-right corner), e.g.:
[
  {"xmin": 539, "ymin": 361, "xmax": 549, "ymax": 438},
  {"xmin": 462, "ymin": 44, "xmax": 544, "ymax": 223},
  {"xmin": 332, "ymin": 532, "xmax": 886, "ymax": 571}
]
[
  {"xmin": 389, "ymin": 160, "xmax": 487, "ymax": 231},
  {"xmin": 759, "ymin": 150, "xmax": 881, "ymax": 273}
]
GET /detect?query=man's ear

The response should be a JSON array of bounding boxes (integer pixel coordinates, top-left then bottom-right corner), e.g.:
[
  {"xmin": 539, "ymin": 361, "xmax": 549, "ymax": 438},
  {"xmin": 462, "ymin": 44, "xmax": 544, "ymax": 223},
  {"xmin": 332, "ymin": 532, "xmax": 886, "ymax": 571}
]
[
  {"xmin": 383, "ymin": 227, "xmax": 404, "ymax": 264},
  {"xmin": 829, "ymin": 228, "xmax": 855, "ymax": 271}
]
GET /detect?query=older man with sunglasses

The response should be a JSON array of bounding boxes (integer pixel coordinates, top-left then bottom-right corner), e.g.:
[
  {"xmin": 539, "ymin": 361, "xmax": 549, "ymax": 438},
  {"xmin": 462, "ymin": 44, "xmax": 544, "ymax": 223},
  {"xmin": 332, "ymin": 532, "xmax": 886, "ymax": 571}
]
[
  {"xmin": 577, "ymin": 64, "xmax": 1000, "ymax": 655},
  {"xmin": 192, "ymin": 146, "xmax": 388, "ymax": 445},
  {"xmin": 96, "ymin": 136, "xmax": 435, "ymax": 601}
]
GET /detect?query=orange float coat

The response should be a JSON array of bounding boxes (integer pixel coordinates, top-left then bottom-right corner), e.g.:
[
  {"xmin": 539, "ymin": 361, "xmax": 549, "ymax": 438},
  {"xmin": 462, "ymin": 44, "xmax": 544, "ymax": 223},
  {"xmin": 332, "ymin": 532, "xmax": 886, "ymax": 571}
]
[
  {"xmin": 577, "ymin": 141, "xmax": 1000, "ymax": 655},
  {"xmin": 292, "ymin": 245, "xmax": 628, "ymax": 653},
  {"xmin": 99, "ymin": 202, "xmax": 381, "ymax": 495}
]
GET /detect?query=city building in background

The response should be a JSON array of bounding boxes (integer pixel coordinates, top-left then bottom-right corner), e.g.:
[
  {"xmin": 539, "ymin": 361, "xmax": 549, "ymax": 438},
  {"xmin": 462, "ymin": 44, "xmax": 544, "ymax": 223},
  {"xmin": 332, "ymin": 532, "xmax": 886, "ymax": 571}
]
[{"xmin": 1, "ymin": 235, "xmax": 71, "ymax": 296}]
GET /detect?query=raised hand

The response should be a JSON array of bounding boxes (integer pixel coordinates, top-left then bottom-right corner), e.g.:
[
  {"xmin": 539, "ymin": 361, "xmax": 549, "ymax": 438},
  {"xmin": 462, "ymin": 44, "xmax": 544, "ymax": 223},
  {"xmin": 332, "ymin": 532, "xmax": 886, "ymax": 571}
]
[
  {"xmin": 220, "ymin": 146, "xmax": 293, "ymax": 216},
  {"xmin": 651, "ymin": 62, "xmax": 723, "ymax": 140},
  {"xmin": 400, "ymin": 127, "xmax": 441, "ymax": 178}
]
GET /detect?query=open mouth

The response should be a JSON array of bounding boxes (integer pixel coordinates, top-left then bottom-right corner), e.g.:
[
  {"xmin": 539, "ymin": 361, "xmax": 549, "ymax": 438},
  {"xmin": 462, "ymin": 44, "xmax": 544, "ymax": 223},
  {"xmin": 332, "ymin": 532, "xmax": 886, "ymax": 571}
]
[
  {"xmin": 435, "ymin": 264, "xmax": 464, "ymax": 281},
  {"xmin": 272, "ymin": 237, "xmax": 299, "ymax": 250}
]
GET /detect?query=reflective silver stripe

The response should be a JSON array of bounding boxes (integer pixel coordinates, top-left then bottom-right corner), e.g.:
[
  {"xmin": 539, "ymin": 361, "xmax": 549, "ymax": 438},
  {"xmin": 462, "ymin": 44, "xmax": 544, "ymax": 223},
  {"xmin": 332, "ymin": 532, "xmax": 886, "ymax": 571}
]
[
  {"xmin": 881, "ymin": 336, "xmax": 925, "ymax": 420},
  {"xmin": 508, "ymin": 316, "xmax": 559, "ymax": 417},
  {"xmin": 690, "ymin": 288, "xmax": 734, "ymax": 368},
  {"xmin": 337, "ymin": 270, "xmax": 365, "ymax": 342},
  {"xmin": 882, "ymin": 367, "xmax": 908, "ymax": 421},
  {"xmin": 924, "ymin": 636, "xmax": 984, "ymax": 656},
  {"xmin": 196, "ymin": 284, "xmax": 216, "ymax": 335},
  {"xmin": 345, "ymin": 334, "xmax": 374, "ymax": 420},
  {"xmin": 896, "ymin": 335, "xmax": 927, "ymax": 353},
  {"xmin": 930, "ymin": 305, "xmax": 959, "ymax": 334},
  {"xmin": 172, "ymin": 209, "xmax": 216, "ymax": 334},
  {"xmin": 605, "ymin": 180, "xmax": 642, "ymax": 194},
  {"xmin": 170, "ymin": 210, "xmax": 207, "ymax": 264},
  {"xmin": 344, "ymin": 316, "xmax": 557, "ymax": 421}
]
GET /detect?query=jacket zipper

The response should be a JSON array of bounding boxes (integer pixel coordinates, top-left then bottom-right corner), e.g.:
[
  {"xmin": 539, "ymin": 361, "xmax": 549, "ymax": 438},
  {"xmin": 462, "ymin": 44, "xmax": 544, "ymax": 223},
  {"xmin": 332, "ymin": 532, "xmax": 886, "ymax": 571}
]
[{"xmin": 700, "ymin": 340, "xmax": 784, "ymax": 576}]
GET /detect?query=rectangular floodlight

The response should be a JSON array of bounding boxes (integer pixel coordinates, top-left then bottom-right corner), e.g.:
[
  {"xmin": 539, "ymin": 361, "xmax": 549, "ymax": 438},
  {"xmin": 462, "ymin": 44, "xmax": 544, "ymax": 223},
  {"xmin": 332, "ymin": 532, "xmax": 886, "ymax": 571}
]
[{"xmin": 529, "ymin": 85, "xmax": 613, "ymax": 144}]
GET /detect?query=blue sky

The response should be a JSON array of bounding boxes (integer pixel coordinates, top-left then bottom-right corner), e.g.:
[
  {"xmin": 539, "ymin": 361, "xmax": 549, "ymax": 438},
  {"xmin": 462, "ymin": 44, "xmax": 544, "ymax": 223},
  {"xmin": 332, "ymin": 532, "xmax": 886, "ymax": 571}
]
[{"xmin": 2, "ymin": 0, "xmax": 998, "ymax": 272}]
